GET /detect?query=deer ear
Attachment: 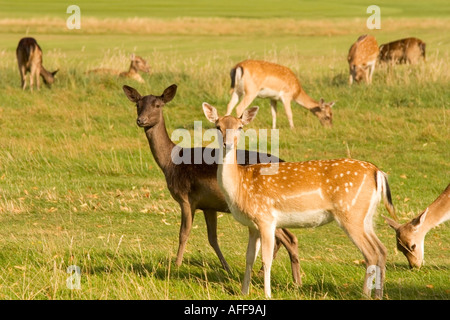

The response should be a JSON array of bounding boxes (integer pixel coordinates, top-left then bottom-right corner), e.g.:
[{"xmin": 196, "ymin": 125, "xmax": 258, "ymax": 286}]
[
  {"xmin": 328, "ymin": 101, "xmax": 335, "ymax": 108},
  {"xmin": 383, "ymin": 215, "xmax": 401, "ymax": 230},
  {"xmin": 411, "ymin": 208, "xmax": 428, "ymax": 229},
  {"xmin": 123, "ymin": 85, "xmax": 142, "ymax": 102},
  {"xmin": 241, "ymin": 106, "xmax": 259, "ymax": 125},
  {"xmin": 52, "ymin": 69, "xmax": 59, "ymax": 76},
  {"xmin": 202, "ymin": 102, "xmax": 219, "ymax": 123},
  {"xmin": 161, "ymin": 84, "xmax": 177, "ymax": 103},
  {"xmin": 130, "ymin": 53, "xmax": 135, "ymax": 60}
]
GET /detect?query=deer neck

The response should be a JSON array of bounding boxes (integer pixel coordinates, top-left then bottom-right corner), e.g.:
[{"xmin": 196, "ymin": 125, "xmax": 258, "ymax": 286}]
[
  {"xmin": 420, "ymin": 194, "xmax": 450, "ymax": 233},
  {"xmin": 39, "ymin": 66, "xmax": 52, "ymax": 82},
  {"xmin": 295, "ymin": 90, "xmax": 319, "ymax": 111},
  {"xmin": 144, "ymin": 113, "xmax": 176, "ymax": 174},
  {"xmin": 217, "ymin": 144, "xmax": 241, "ymax": 202},
  {"xmin": 128, "ymin": 62, "xmax": 138, "ymax": 74}
]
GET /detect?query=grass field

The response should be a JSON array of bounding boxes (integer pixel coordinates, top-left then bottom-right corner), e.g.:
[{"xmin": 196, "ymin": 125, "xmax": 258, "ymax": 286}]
[{"xmin": 0, "ymin": 1, "xmax": 449, "ymax": 300}]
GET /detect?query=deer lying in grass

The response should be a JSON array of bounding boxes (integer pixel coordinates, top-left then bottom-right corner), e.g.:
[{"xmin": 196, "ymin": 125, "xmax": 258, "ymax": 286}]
[
  {"xmin": 348, "ymin": 35, "xmax": 379, "ymax": 85},
  {"xmin": 379, "ymin": 37, "xmax": 426, "ymax": 65},
  {"xmin": 385, "ymin": 184, "xmax": 449, "ymax": 269},
  {"xmin": 122, "ymin": 84, "xmax": 301, "ymax": 284},
  {"xmin": 203, "ymin": 103, "xmax": 398, "ymax": 299},
  {"xmin": 89, "ymin": 54, "xmax": 150, "ymax": 83},
  {"xmin": 226, "ymin": 60, "xmax": 334, "ymax": 129},
  {"xmin": 16, "ymin": 37, "xmax": 58, "ymax": 91}
]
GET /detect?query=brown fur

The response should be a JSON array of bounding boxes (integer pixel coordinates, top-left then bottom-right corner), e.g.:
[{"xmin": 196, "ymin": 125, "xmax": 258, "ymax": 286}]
[
  {"xmin": 122, "ymin": 85, "xmax": 301, "ymax": 284},
  {"xmin": 89, "ymin": 54, "xmax": 150, "ymax": 83},
  {"xmin": 16, "ymin": 37, "xmax": 58, "ymax": 91},
  {"xmin": 379, "ymin": 37, "xmax": 426, "ymax": 65},
  {"xmin": 348, "ymin": 35, "xmax": 379, "ymax": 84},
  {"xmin": 226, "ymin": 59, "xmax": 334, "ymax": 129}
]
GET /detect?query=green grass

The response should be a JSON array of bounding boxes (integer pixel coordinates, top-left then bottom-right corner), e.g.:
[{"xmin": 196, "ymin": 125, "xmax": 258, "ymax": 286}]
[{"xmin": 0, "ymin": 1, "xmax": 449, "ymax": 300}]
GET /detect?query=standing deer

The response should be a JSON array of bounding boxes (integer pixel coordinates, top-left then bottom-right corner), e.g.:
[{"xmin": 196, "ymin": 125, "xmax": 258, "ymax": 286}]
[
  {"xmin": 16, "ymin": 37, "xmax": 58, "ymax": 91},
  {"xmin": 226, "ymin": 60, "xmax": 334, "ymax": 129},
  {"xmin": 89, "ymin": 54, "xmax": 150, "ymax": 83},
  {"xmin": 384, "ymin": 184, "xmax": 449, "ymax": 269},
  {"xmin": 203, "ymin": 103, "xmax": 398, "ymax": 299},
  {"xmin": 379, "ymin": 37, "xmax": 426, "ymax": 65},
  {"xmin": 122, "ymin": 84, "xmax": 301, "ymax": 284},
  {"xmin": 348, "ymin": 35, "xmax": 379, "ymax": 85}
]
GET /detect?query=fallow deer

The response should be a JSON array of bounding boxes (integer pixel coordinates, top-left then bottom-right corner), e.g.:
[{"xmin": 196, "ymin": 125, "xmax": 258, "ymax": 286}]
[
  {"xmin": 348, "ymin": 35, "xmax": 379, "ymax": 85},
  {"xmin": 122, "ymin": 84, "xmax": 301, "ymax": 284},
  {"xmin": 203, "ymin": 103, "xmax": 398, "ymax": 299},
  {"xmin": 385, "ymin": 184, "xmax": 449, "ymax": 269},
  {"xmin": 89, "ymin": 54, "xmax": 150, "ymax": 83},
  {"xmin": 379, "ymin": 37, "xmax": 426, "ymax": 65},
  {"xmin": 226, "ymin": 59, "xmax": 334, "ymax": 129},
  {"xmin": 16, "ymin": 37, "xmax": 58, "ymax": 91}
]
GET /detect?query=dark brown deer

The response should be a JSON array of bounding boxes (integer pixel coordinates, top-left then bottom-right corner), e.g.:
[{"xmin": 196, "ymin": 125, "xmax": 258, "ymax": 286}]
[
  {"xmin": 122, "ymin": 84, "xmax": 301, "ymax": 284},
  {"xmin": 16, "ymin": 37, "xmax": 58, "ymax": 91},
  {"xmin": 379, "ymin": 37, "xmax": 426, "ymax": 65}
]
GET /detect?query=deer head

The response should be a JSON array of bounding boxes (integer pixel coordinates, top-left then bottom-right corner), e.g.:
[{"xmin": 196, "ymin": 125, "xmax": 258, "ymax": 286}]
[
  {"xmin": 311, "ymin": 98, "xmax": 334, "ymax": 127},
  {"xmin": 122, "ymin": 84, "xmax": 177, "ymax": 129},
  {"xmin": 384, "ymin": 209, "xmax": 428, "ymax": 269},
  {"xmin": 130, "ymin": 54, "xmax": 151, "ymax": 73},
  {"xmin": 40, "ymin": 68, "xmax": 59, "ymax": 87}
]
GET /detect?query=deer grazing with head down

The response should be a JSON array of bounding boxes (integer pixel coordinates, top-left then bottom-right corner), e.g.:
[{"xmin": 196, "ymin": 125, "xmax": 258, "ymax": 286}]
[
  {"xmin": 122, "ymin": 84, "xmax": 301, "ymax": 284},
  {"xmin": 378, "ymin": 37, "xmax": 426, "ymax": 65},
  {"xmin": 384, "ymin": 184, "xmax": 449, "ymax": 269},
  {"xmin": 226, "ymin": 59, "xmax": 334, "ymax": 129},
  {"xmin": 203, "ymin": 103, "xmax": 398, "ymax": 299},
  {"xmin": 16, "ymin": 37, "xmax": 58, "ymax": 91},
  {"xmin": 348, "ymin": 35, "xmax": 379, "ymax": 85},
  {"xmin": 89, "ymin": 54, "xmax": 150, "ymax": 83}
]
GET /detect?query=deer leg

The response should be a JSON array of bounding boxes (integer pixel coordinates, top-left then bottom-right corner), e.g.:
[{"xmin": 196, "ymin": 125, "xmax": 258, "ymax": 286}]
[
  {"xmin": 203, "ymin": 209, "xmax": 231, "ymax": 273},
  {"xmin": 226, "ymin": 90, "xmax": 240, "ymax": 115},
  {"xmin": 235, "ymin": 91, "xmax": 258, "ymax": 117},
  {"xmin": 270, "ymin": 100, "xmax": 277, "ymax": 129},
  {"xmin": 242, "ymin": 227, "xmax": 261, "ymax": 295},
  {"xmin": 276, "ymin": 228, "xmax": 301, "ymax": 285},
  {"xmin": 260, "ymin": 223, "xmax": 276, "ymax": 299},
  {"xmin": 175, "ymin": 201, "xmax": 194, "ymax": 267},
  {"xmin": 368, "ymin": 63, "xmax": 376, "ymax": 84},
  {"xmin": 19, "ymin": 66, "xmax": 26, "ymax": 90},
  {"xmin": 281, "ymin": 98, "xmax": 295, "ymax": 129}
]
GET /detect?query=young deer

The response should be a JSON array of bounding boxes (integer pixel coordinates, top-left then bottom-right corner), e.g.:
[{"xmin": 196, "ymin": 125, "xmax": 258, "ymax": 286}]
[
  {"xmin": 16, "ymin": 37, "xmax": 58, "ymax": 91},
  {"xmin": 122, "ymin": 84, "xmax": 301, "ymax": 284},
  {"xmin": 385, "ymin": 184, "xmax": 449, "ymax": 269},
  {"xmin": 89, "ymin": 54, "xmax": 150, "ymax": 83},
  {"xmin": 203, "ymin": 103, "xmax": 398, "ymax": 299},
  {"xmin": 379, "ymin": 37, "xmax": 426, "ymax": 65},
  {"xmin": 348, "ymin": 35, "xmax": 379, "ymax": 85},
  {"xmin": 226, "ymin": 60, "xmax": 334, "ymax": 129}
]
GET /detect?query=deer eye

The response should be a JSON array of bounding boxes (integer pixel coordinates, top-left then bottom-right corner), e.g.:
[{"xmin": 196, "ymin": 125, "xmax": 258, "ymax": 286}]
[{"xmin": 411, "ymin": 244, "xmax": 416, "ymax": 251}]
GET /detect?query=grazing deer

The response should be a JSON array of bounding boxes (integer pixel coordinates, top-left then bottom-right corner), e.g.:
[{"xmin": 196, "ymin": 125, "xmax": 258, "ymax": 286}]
[
  {"xmin": 89, "ymin": 54, "xmax": 150, "ymax": 83},
  {"xmin": 16, "ymin": 37, "xmax": 58, "ymax": 91},
  {"xmin": 203, "ymin": 103, "xmax": 398, "ymax": 299},
  {"xmin": 122, "ymin": 84, "xmax": 301, "ymax": 284},
  {"xmin": 348, "ymin": 35, "xmax": 379, "ymax": 85},
  {"xmin": 385, "ymin": 184, "xmax": 449, "ymax": 269},
  {"xmin": 226, "ymin": 60, "xmax": 334, "ymax": 129},
  {"xmin": 379, "ymin": 37, "xmax": 426, "ymax": 65}
]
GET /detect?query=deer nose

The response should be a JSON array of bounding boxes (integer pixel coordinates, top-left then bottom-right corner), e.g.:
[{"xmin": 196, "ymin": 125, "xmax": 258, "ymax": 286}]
[{"xmin": 136, "ymin": 118, "xmax": 143, "ymax": 126}]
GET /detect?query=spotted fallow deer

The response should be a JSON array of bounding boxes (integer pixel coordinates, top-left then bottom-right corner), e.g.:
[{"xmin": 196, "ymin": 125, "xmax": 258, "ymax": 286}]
[
  {"xmin": 226, "ymin": 60, "xmax": 334, "ymax": 129},
  {"xmin": 16, "ymin": 37, "xmax": 58, "ymax": 91},
  {"xmin": 89, "ymin": 54, "xmax": 150, "ymax": 83},
  {"xmin": 122, "ymin": 84, "xmax": 301, "ymax": 284},
  {"xmin": 348, "ymin": 35, "xmax": 379, "ymax": 85},
  {"xmin": 203, "ymin": 103, "xmax": 398, "ymax": 299},
  {"xmin": 385, "ymin": 184, "xmax": 449, "ymax": 269},
  {"xmin": 379, "ymin": 37, "xmax": 426, "ymax": 65}
]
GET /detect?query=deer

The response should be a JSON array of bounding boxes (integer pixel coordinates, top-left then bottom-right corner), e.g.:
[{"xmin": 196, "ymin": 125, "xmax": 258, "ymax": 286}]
[
  {"xmin": 378, "ymin": 37, "xmax": 426, "ymax": 65},
  {"xmin": 384, "ymin": 184, "xmax": 449, "ymax": 269},
  {"xmin": 122, "ymin": 84, "xmax": 301, "ymax": 285},
  {"xmin": 203, "ymin": 103, "xmax": 398, "ymax": 299},
  {"xmin": 226, "ymin": 59, "xmax": 335, "ymax": 129},
  {"xmin": 89, "ymin": 54, "xmax": 150, "ymax": 83},
  {"xmin": 16, "ymin": 37, "xmax": 58, "ymax": 91},
  {"xmin": 348, "ymin": 35, "xmax": 379, "ymax": 85}
]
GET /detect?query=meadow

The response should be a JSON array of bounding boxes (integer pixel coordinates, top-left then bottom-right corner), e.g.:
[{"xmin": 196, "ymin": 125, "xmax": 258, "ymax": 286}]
[{"xmin": 0, "ymin": 0, "xmax": 449, "ymax": 300}]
